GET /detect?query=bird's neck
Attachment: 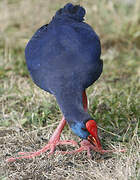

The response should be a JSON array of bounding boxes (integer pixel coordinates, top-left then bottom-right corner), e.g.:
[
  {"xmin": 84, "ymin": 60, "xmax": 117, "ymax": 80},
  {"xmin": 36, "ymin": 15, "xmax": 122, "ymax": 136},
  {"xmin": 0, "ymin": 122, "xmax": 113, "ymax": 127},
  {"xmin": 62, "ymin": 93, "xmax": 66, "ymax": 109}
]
[{"xmin": 54, "ymin": 90, "xmax": 91, "ymax": 126}]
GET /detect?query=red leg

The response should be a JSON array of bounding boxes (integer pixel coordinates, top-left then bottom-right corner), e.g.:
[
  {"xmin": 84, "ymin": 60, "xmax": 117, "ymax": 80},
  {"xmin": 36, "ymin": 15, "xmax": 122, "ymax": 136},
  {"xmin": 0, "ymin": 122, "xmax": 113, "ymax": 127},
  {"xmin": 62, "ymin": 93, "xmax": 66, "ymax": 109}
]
[
  {"xmin": 6, "ymin": 116, "xmax": 77, "ymax": 162},
  {"xmin": 82, "ymin": 91, "xmax": 88, "ymax": 111}
]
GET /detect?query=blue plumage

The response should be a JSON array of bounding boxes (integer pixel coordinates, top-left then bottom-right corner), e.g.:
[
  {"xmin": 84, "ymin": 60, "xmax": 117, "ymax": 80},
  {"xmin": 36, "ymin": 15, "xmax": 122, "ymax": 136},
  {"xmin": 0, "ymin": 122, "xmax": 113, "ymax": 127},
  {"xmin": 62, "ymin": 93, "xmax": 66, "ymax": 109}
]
[{"xmin": 25, "ymin": 3, "xmax": 103, "ymax": 139}]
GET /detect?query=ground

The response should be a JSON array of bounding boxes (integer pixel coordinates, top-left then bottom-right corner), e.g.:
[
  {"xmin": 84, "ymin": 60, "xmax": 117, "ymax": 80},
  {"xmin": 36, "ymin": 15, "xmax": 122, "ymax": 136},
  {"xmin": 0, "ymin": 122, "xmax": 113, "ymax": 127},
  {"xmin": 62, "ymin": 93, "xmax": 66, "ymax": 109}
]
[{"xmin": 0, "ymin": 0, "xmax": 140, "ymax": 179}]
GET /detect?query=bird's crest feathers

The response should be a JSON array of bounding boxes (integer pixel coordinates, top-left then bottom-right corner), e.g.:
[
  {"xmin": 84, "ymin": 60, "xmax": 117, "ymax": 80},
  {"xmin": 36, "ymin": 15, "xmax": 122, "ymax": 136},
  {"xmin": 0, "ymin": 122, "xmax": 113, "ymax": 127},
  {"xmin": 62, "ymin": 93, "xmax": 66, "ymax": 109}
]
[{"xmin": 55, "ymin": 3, "xmax": 86, "ymax": 22}]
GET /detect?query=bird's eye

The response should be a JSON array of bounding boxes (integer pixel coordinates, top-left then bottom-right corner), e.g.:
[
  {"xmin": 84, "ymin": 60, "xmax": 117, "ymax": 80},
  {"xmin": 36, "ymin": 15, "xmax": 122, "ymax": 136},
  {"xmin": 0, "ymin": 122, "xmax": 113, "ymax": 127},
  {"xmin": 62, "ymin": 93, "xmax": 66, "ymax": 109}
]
[{"xmin": 82, "ymin": 128, "xmax": 87, "ymax": 131}]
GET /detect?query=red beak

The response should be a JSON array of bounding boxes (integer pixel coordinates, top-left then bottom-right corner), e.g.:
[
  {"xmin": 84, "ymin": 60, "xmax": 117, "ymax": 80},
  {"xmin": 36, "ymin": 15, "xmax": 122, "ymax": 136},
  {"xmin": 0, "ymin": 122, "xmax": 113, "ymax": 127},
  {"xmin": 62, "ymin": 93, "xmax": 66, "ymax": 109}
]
[
  {"xmin": 86, "ymin": 120, "xmax": 102, "ymax": 150},
  {"xmin": 87, "ymin": 134, "xmax": 102, "ymax": 150}
]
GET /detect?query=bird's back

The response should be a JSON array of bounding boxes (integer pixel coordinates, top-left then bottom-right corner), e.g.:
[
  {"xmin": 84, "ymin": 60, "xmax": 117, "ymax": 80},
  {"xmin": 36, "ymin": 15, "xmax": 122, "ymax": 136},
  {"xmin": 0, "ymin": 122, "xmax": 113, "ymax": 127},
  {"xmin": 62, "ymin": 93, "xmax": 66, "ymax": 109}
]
[{"xmin": 25, "ymin": 4, "xmax": 103, "ymax": 95}]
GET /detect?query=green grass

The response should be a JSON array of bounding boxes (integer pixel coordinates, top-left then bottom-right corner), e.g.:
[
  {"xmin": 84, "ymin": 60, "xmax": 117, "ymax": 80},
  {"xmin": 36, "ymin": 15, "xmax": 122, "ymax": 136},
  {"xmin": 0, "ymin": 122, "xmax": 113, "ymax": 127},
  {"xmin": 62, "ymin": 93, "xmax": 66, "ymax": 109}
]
[{"xmin": 0, "ymin": 0, "xmax": 140, "ymax": 179}]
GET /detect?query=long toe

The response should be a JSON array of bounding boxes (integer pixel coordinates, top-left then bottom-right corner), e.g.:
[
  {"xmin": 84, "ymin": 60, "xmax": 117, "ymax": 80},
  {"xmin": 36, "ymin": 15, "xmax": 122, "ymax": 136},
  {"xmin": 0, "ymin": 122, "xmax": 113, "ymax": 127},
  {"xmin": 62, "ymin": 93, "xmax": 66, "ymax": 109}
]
[
  {"xmin": 59, "ymin": 140, "xmax": 78, "ymax": 146},
  {"xmin": 56, "ymin": 140, "xmax": 126, "ymax": 157},
  {"xmin": 56, "ymin": 140, "xmax": 92, "ymax": 157},
  {"xmin": 6, "ymin": 139, "xmax": 78, "ymax": 162},
  {"xmin": 6, "ymin": 144, "xmax": 51, "ymax": 162}
]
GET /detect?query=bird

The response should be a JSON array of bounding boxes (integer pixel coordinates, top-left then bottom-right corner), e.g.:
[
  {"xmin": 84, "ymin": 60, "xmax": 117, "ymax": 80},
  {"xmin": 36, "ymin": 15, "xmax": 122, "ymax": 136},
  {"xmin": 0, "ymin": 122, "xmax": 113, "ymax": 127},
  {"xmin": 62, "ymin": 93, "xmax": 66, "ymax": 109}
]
[{"xmin": 7, "ymin": 3, "xmax": 125, "ymax": 162}]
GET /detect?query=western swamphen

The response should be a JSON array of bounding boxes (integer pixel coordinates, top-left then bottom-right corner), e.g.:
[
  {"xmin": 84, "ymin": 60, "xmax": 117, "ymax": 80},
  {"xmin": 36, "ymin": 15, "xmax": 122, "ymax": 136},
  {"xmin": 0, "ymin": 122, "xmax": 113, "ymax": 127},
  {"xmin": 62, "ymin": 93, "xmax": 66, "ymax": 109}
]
[{"xmin": 7, "ymin": 3, "xmax": 125, "ymax": 162}]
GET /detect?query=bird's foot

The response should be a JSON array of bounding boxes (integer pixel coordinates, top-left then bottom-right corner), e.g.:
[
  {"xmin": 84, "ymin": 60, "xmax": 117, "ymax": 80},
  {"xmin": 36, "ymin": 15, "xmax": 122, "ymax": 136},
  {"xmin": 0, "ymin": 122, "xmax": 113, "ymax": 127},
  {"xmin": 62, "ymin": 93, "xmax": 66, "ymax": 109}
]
[
  {"xmin": 56, "ymin": 140, "xmax": 96, "ymax": 157},
  {"xmin": 6, "ymin": 137, "xmax": 78, "ymax": 162},
  {"xmin": 57, "ymin": 140, "xmax": 126, "ymax": 157},
  {"xmin": 6, "ymin": 116, "xmax": 78, "ymax": 162}
]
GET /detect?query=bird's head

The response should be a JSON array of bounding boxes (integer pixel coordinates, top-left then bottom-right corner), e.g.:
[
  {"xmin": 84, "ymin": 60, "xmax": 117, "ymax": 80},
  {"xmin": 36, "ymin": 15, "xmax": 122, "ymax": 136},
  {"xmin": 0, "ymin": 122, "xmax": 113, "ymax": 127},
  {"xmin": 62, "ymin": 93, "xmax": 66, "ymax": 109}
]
[
  {"xmin": 71, "ymin": 119, "xmax": 102, "ymax": 150},
  {"xmin": 85, "ymin": 120, "xmax": 102, "ymax": 150}
]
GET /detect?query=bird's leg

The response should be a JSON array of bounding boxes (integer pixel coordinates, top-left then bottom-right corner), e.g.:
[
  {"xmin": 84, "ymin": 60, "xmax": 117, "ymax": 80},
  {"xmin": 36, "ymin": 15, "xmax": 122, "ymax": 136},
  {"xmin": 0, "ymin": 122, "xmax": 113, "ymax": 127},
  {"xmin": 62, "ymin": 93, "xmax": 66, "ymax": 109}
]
[
  {"xmin": 82, "ymin": 90, "xmax": 88, "ymax": 111},
  {"xmin": 6, "ymin": 116, "xmax": 77, "ymax": 162}
]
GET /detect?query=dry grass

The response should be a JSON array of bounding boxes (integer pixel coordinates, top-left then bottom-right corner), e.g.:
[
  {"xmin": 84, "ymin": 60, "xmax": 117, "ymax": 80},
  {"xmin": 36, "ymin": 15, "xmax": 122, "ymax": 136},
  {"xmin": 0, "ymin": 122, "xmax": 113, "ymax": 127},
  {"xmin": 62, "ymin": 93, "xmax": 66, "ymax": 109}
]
[
  {"xmin": 0, "ymin": 124, "xmax": 139, "ymax": 180},
  {"xmin": 0, "ymin": 0, "xmax": 140, "ymax": 179}
]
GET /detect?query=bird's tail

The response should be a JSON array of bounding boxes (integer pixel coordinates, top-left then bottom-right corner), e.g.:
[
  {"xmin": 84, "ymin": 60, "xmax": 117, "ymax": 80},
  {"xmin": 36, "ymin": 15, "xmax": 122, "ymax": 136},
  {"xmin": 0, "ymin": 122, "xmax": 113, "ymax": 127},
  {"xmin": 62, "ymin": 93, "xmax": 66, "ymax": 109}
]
[{"xmin": 55, "ymin": 3, "xmax": 86, "ymax": 22}]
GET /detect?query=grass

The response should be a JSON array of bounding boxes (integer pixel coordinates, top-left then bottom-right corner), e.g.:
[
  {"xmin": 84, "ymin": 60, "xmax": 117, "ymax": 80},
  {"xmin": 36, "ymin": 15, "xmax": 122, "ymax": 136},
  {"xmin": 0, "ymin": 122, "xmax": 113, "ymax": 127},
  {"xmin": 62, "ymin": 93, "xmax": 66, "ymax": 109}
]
[{"xmin": 0, "ymin": 0, "xmax": 140, "ymax": 179}]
